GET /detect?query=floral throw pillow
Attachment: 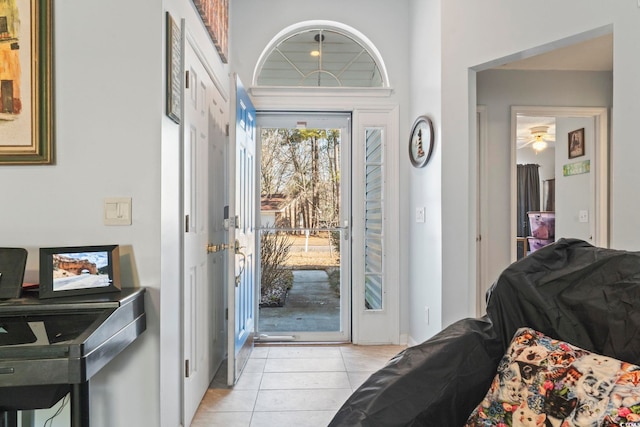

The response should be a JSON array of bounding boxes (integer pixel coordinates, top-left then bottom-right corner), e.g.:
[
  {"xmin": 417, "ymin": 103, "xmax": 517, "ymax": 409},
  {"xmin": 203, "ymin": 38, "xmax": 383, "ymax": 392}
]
[{"xmin": 464, "ymin": 327, "xmax": 640, "ymax": 427}]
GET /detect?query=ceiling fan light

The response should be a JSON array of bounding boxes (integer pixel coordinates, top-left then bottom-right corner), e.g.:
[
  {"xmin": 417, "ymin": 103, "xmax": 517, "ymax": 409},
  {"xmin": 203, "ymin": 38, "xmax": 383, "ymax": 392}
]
[
  {"xmin": 532, "ymin": 139, "xmax": 547, "ymax": 152},
  {"xmin": 530, "ymin": 125, "xmax": 549, "ymax": 137},
  {"xmin": 310, "ymin": 50, "xmax": 320, "ymax": 57}
]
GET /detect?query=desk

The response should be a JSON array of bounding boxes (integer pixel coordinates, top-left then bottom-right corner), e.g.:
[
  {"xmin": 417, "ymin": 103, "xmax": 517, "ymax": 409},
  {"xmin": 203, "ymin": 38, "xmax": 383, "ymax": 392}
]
[{"xmin": 0, "ymin": 288, "xmax": 146, "ymax": 427}]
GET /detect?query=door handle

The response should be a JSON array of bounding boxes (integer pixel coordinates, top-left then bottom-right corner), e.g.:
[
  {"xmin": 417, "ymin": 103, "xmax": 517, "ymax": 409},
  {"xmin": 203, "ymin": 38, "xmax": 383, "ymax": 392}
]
[{"xmin": 207, "ymin": 243, "xmax": 229, "ymax": 254}]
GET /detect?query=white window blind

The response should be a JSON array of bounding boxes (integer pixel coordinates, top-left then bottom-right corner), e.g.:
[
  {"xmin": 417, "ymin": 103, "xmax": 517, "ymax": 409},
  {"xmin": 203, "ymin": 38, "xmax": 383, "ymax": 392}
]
[{"xmin": 364, "ymin": 128, "xmax": 383, "ymax": 309}]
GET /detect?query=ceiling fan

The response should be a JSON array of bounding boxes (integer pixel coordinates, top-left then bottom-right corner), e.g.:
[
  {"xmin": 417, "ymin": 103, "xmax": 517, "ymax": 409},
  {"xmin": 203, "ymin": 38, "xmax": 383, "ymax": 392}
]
[{"xmin": 517, "ymin": 125, "xmax": 555, "ymax": 152}]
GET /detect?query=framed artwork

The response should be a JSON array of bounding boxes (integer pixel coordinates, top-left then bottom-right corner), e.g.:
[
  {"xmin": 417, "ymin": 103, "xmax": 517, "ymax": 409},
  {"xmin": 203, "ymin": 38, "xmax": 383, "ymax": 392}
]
[
  {"xmin": 39, "ymin": 245, "xmax": 121, "ymax": 299},
  {"xmin": 568, "ymin": 127, "xmax": 585, "ymax": 159},
  {"xmin": 166, "ymin": 12, "xmax": 181, "ymax": 124},
  {"xmin": 192, "ymin": 0, "xmax": 228, "ymax": 63},
  {"xmin": 408, "ymin": 115, "xmax": 435, "ymax": 168},
  {"xmin": 0, "ymin": 0, "xmax": 54, "ymax": 165}
]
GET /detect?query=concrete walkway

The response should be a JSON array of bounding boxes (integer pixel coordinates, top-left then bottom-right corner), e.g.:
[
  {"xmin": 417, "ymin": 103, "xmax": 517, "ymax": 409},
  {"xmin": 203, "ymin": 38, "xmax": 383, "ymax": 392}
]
[{"xmin": 258, "ymin": 270, "xmax": 340, "ymax": 332}]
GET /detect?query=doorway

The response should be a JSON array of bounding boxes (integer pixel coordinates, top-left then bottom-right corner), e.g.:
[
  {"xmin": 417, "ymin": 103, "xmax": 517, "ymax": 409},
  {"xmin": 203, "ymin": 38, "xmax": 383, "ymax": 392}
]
[
  {"xmin": 256, "ymin": 112, "xmax": 351, "ymax": 343},
  {"xmin": 510, "ymin": 106, "xmax": 609, "ymax": 261}
]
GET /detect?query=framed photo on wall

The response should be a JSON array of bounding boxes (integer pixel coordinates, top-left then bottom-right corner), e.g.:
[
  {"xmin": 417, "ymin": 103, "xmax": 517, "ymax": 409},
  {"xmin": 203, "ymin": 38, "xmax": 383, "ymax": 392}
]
[
  {"xmin": 568, "ymin": 128, "xmax": 585, "ymax": 159},
  {"xmin": 0, "ymin": 0, "xmax": 54, "ymax": 165}
]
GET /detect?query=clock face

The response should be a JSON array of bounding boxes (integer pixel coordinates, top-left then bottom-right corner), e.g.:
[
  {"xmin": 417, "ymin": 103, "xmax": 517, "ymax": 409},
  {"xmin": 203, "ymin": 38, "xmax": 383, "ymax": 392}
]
[{"xmin": 409, "ymin": 116, "xmax": 434, "ymax": 167}]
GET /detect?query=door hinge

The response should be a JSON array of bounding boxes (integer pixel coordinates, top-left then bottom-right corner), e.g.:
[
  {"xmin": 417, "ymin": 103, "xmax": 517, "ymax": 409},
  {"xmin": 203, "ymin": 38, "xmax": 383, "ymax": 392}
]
[
  {"xmin": 185, "ymin": 215, "xmax": 190, "ymax": 233},
  {"xmin": 185, "ymin": 70, "xmax": 189, "ymax": 89},
  {"xmin": 225, "ymin": 308, "xmax": 228, "ymax": 320},
  {"xmin": 225, "ymin": 123, "xmax": 230, "ymax": 136},
  {"xmin": 184, "ymin": 359, "xmax": 190, "ymax": 378}
]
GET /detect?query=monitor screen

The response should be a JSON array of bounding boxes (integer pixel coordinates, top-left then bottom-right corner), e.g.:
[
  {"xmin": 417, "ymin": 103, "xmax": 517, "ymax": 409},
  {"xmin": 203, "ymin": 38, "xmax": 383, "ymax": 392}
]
[
  {"xmin": 39, "ymin": 245, "xmax": 121, "ymax": 299},
  {"xmin": 52, "ymin": 251, "xmax": 112, "ymax": 292}
]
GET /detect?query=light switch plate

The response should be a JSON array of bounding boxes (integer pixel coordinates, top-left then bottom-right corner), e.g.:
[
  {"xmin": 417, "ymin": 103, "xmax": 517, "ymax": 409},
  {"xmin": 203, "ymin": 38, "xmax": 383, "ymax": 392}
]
[
  {"xmin": 104, "ymin": 197, "xmax": 132, "ymax": 225},
  {"xmin": 416, "ymin": 207, "xmax": 426, "ymax": 223}
]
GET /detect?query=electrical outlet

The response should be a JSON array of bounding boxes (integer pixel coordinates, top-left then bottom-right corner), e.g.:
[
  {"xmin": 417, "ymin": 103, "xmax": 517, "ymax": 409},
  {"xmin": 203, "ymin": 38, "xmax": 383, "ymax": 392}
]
[{"xmin": 579, "ymin": 210, "xmax": 588, "ymax": 223}]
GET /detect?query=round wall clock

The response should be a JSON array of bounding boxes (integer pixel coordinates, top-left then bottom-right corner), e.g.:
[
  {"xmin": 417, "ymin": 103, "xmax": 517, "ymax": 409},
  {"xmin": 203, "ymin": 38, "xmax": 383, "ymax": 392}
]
[{"xmin": 408, "ymin": 115, "xmax": 434, "ymax": 168}]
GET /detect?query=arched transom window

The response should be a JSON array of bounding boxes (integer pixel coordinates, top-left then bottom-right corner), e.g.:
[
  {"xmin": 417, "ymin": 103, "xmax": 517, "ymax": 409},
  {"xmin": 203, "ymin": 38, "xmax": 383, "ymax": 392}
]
[{"xmin": 254, "ymin": 21, "xmax": 389, "ymax": 88}]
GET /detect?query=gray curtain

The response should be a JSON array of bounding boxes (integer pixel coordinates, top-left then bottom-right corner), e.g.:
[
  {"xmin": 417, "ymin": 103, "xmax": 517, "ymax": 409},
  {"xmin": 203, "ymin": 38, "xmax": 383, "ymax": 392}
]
[{"xmin": 517, "ymin": 164, "xmax": 540, "ymax": 237}]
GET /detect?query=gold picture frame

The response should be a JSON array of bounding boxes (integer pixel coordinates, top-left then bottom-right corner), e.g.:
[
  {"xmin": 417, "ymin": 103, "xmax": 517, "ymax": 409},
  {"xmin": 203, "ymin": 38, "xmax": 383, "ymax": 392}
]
[{"xmin": 0, "ymin": 0, "xmax": 54, "ymax": 165}]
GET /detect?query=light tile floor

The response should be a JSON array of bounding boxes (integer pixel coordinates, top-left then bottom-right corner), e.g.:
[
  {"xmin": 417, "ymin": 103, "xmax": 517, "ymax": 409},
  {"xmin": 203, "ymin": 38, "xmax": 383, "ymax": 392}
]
[{"xmin": 191, "ymin": 344, "xmax": 406, "ymax": 427}]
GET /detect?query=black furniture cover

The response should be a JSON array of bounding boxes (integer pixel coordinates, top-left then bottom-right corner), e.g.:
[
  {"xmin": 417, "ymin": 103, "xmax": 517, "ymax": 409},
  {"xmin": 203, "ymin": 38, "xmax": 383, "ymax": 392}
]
[{"xmin": 329, "ymin": 238, "xmax": 640, "ymax": 426}]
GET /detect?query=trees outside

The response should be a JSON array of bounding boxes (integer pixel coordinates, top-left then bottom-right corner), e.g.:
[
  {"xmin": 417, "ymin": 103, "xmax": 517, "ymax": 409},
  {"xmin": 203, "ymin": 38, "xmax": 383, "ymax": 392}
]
[
  {"xmin": 261, "ymin": 128, "xmax": 341, "ymax": 231},
  {"xmin": 259, "ymin": 127, "xmax": 343, "ymax": 305}
]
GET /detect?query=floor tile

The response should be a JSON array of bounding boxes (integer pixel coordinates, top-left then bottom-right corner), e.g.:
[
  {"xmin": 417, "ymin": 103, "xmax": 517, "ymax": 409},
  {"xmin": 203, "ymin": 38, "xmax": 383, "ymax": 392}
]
[
  {"xmin": 250, "ymin": 346, "xmax": 270, "ymax": 359},
  {"xmin": 193, "ymin": 344, "xmax": 407, "ymax": 426},
  {"xmin": 234, "ymin": 372, "xmax": 263, "ymax": 390},
  {"xmin": 339, "ymin": 344, "xmax": 405, "ymax": 359},
  {"xmin": 250, "ymin": 410, "xmax": 335, "ymax": 427},
  {"xmin": 260, "ymin": 371, "xmax": 350, "ymax": 390},
  {"xmin": 342, "ymin": 355, "xmax": 392, "ymax": 372},
  {"xmin": 199, "ymin": 389, "xmax": 258, "ymax": 412},
  {"xmin": 264, "ymin": 357, "xmax": 345, "ymax": 373},
  {"xmin": 242, "ymin": 358, "xmax": 267, "ymax": 373},
  {"xmin": 191, "ymin": 411, "xmax": 252, "ymax": 427},
  {"xmin": 266, "ymin": 345, "xmax": 342, "ymax": 359},
  {"xmin": 253, "ymin": 388, "xmax": 353, "ymax": 411}
]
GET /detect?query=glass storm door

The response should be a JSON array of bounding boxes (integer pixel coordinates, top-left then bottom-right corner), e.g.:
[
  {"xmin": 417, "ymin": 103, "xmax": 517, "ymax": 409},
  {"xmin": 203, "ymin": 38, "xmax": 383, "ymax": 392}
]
[{"xmin": 256, "ymin": 112, "xmax": 351, "ymax": 342}]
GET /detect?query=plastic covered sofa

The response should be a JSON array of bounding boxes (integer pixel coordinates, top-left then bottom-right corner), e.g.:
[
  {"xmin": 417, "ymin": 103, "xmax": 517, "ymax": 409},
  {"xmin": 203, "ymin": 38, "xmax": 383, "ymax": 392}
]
[{"xmin": 329, "ymin": 238, "xmax": 640, "ymax": 426}]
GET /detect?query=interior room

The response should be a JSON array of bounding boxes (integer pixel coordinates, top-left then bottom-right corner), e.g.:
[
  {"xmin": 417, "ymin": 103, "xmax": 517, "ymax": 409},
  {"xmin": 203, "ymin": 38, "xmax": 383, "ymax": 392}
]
[{"xmin": 1, "ymin": 0, "xmax": 639, "ymax": 426}]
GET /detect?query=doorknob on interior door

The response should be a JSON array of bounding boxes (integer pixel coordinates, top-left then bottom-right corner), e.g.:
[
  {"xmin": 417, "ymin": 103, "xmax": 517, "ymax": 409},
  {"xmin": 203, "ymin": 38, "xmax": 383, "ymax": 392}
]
[{"xmin": 207, "ymin": 243, "xmax": 229, "ymax": 254}]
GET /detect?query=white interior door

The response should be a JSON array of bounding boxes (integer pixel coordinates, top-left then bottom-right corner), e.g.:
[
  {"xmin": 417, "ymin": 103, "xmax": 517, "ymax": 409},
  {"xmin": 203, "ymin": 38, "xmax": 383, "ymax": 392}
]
[
  {"xmin": 182, "ymin": 39, "xmax": 226, "ymax": 426},
  {"xmin": 227, "ymin": 75, "xmax": 257, "ymax": 386}
]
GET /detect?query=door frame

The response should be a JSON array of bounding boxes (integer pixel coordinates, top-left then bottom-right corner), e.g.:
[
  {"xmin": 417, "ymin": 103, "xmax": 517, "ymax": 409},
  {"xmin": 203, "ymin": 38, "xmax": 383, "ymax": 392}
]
[
  {"xmin": 476, "ymin": 106, "xmax": 489, "ymax": 316},
  {"xmin": 509, "ymin": 106, "xmax": 609, "ymax": 260},
  {"xmin": 248, "ymin": 90, "xmax": 401, "ymax": 345},
  {"xmin": 255, "ymin": 111, "xmax": 353, "ymax": 343}
]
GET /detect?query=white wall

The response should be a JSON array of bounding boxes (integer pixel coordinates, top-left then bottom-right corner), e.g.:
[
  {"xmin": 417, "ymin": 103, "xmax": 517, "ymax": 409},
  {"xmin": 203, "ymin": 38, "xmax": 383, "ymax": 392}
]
[
  {"xmin": 430, "ymin": 0, "xmax": 639, "ymax": 338},
  {"xmin": 0, "ymin": 0, "xmax": 161, "ymax": 425},
  {"xmin": 407, "ymin": 0, "xmax": 442, "ymax": 344},
  {"xmin": 0, "ymin": 0, "xmax": 227, "ymax": 425},
  {"xmin": 554, "ymin": 117, "xmax": 594, "ymax": 242}
]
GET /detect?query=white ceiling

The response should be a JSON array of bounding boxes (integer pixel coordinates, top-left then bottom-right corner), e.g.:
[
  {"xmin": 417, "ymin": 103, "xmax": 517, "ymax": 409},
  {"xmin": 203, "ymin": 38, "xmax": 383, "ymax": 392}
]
[{"xmin": 506, "ymin": 33, "xmax": 613, "ymax": 149}]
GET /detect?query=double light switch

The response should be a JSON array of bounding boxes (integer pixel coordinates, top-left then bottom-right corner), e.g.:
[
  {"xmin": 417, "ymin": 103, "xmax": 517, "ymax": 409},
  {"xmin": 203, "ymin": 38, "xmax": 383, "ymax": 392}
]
[{"xmin": 104, "ymin": 197, "xmax": 132, "ymax": 225}]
